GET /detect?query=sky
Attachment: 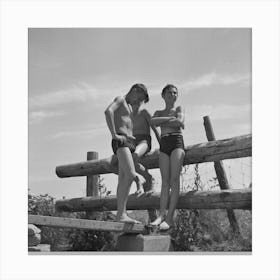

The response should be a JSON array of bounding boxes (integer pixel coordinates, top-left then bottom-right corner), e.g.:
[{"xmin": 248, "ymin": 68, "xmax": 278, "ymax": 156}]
[{"xmin": 28, "ymin": 28, "xmax": 251, "ymax": 199}]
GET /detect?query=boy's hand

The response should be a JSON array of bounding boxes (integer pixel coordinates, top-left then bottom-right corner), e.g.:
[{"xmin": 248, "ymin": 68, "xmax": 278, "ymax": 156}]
[
  {"xmin": 127, "ymin": 135, "xmax": 136, "ymax": 141},
  {"xmin": 113, "ymin": 134, "xmax": 135, "ymax": 143},
  {"xmin": 113, "ymin": 134, "xmax": 126, "ymax": 143}
]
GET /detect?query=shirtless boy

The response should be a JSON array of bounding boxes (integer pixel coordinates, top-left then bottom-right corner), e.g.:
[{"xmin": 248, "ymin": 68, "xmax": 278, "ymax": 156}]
[
  {"xmin": 150, "ymin": 84, "xmax": 185, "ymax": 230},
  {"xmin": 131, "ymin": 101, "xmax": 160, "ymax": 195},
  {"xmin": 104, "ymin": 84, "xmax": 149, "ymax": 223}
]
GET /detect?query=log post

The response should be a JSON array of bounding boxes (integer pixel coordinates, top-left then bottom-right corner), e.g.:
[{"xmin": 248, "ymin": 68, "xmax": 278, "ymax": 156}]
[
  {"xmin": 86, "ymin": 151, "xmax": 99, "ymax": 197},
  {"xmin": 203, "ymin": 116, "xmax": 240, "ymax": 235},
  {"xmin": 86, "ymin": 151, "xmax": 98, "ymax": 219}
]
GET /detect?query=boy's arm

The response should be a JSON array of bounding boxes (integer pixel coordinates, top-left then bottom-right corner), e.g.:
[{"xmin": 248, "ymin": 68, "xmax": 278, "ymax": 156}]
[
  {"xmin": 176, "ymin": 106, "xmax": 185, "ymax": 129},
  {"xmin": 150, "ymin": 110, "xmax": 176, "ymax": 127},
  {"xmin": 166, "ymin": 106, "xmax": 185, "ymax": 129},
  {"xmin": 104, "ymin": 96, "xmax": 123, "ymax": 139},
  {"xmin": 142, "ymin": 110, "xmax": 161, "ymax": 144}
]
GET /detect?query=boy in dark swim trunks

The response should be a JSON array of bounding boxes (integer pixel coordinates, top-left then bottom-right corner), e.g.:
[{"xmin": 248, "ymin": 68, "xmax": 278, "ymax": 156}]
[
  {"xmin": 104, "ymin": 83, "xmax": 149, "ymax": 224},
  {"xmin": 150, "ymin": 84, "xmax": 185, "ymax": 231},
  {"xmin": 131, "ymin": 100, "xmax": 160, "ymax": 195},
  {"xmin": 110, "ymin": 92, "xmax": 160, "ymax": 196}
]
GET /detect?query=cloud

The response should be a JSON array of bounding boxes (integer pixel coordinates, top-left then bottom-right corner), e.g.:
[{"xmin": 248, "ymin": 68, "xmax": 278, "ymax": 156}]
[
  {"xmin": 29, "ymin": 110, "xmax": 65, "ymax": 124},
  {"xmin": 189, "ymin": 104, "xmax": 251, "ymax": 122},
  {"xmin": 145, "ymin": 72, "xmax": 250, "ymax": 97},
  {"xmin": 29, "ymin": 72, "xmax": 251, "ymax": 110},
  {"xmin": 179, "ymin": 72, "xmax": 250, "ymax": 93},
  {"xmin": 29, "ymin": 82, "xmax": 102, "ymax": 109},
  {"xmin": 51, "ymin": 125, "xmax": 108, "ymax": 140}
]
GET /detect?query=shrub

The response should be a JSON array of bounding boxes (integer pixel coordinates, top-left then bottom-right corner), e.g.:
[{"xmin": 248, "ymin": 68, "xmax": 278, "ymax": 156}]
[
  {"xmin": 28, "ymin": 177, "xmax": 116, "ymax": 251},
  {"xmin": 171, "ymin": 164, "xmax": 252, "ymax": 252}
]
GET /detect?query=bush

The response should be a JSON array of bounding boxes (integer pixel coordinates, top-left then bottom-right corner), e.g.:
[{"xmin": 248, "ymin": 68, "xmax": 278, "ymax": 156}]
[
  {"xmin": 28, "ymin": 189, "xmax": 116, "ymax": 251},
  {"xmin": 171, "ymin": 164, "xmax": 252, "ymax": 252},
  {"xmin": 171, "ymin": 208, "xmax": 251, "ymax": 252}
]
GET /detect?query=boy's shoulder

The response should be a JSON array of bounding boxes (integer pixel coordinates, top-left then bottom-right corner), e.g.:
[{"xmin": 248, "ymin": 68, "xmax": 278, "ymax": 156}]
[
  {"xmin": 154, "ymin": 109, "xmax": 165, "ymax": 116},
  {"xmin": 112, "ymin": 96, "xmax": 128, "ymax": 108},
  {"xmin": 139, "ymin": 108, "xmax": 151, "ymax": 117},
  {"xmin": 175, "ymin": 105, "xmax": 183, "ymax": 112},
  {"xmin": 113, "ymin": 95, "xmax": 125, "ymax": 103}
]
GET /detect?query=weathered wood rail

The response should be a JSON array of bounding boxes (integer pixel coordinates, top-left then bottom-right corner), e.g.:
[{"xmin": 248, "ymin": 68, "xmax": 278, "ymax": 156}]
[
  {"xmin": 55, "ymin": 189, "xmax": 252, "ymax": 212},
  {"xmin": 28, "ymin": 215, "xmax": 145, "ymax": 233},
  {"xmin": 56, "ymin": 134, "xmax": 252, "ymax": 178},
  {"xmin": 29, "ymin": 117, "xmax": 252, "ymax": 250}
]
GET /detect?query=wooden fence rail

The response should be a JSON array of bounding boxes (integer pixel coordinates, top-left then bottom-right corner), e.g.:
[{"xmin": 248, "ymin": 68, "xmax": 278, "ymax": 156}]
[
  {"xmin": 55, "ymin": 189, "xmax": 251, "ymax": 212},
  {"xmin": 56, "ymin": 134, "xmax": 251, "ymax": 178}
]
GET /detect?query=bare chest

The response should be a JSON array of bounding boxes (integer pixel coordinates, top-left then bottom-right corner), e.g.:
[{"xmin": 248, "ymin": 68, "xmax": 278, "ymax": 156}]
[
  {"xmin": 160, "ymin": 109, "xmax": 177, "ymax": 118},
  {"xmin": 115, "ymin": 103, "xmax": 132, "ymax": 128},
  {"xmin": 132, "ymin": 113, "xmax": 149, "ymax": 132}
]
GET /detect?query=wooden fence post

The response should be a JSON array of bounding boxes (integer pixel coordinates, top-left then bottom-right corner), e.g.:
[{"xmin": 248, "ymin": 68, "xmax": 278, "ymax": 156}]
[
  {"xmin": 86, "ymin": 151, "xmax": 99, "ymax": 219},
  {"xmin": 203, "ymin": 116, "xmax": 240, "ymax": 235},
  {"xmin": 87, "ymin": 151, "xmax": 99, "ymax": 197}
]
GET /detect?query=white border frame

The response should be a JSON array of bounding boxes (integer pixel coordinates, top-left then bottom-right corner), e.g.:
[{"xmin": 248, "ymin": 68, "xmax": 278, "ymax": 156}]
[{"xmin": 1, "ymin": 1, "xmax": 280, "ymax": 280}]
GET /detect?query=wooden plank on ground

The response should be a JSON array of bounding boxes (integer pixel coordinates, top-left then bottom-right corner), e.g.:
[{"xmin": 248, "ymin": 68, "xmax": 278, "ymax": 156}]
[
  {"xmin": 28, "ymin": 215, "xmax": 145, "ymax": 233},
  {"xmin": 55, "ymin": 189, "xmax": 252, "ymax": 212},
  {"xmin": 56, "ymin": 134, "xmax": 252, "ymax": 177}
]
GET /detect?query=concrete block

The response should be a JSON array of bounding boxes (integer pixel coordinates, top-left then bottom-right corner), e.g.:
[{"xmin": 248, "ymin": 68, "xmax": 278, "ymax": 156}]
[
  {"xmin": 116, "ymin": 234, "xmax": 173, "ymax": 252},
  {"xmin": 28, "ymin": 244, "xmax": 51, "ymax": 252},
  {"xmin": 28, "ymin": 224, "xmax": 41, "ymax": 236},
  {"xmin": 28, "ymin": 233, "xmax": 41, "ymax": 246}
]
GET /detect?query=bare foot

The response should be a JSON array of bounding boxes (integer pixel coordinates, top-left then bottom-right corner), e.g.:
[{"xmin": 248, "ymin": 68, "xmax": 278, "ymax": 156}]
[
  {"xmin": 134, "ymin": 176, "xmax": 144, "ymax": 196},
  {"xmin": 144, "ymin": 189, "xmax": 154, "ymax": 196},
  {"xmin": 117, "ymin": 214, "xmax": 142, "ymax": 224},
  {"xmin": 134, "ymin": 185, "xmax": 144, "ymax": 196},
  {"xmin": 143, "ymin": 176, "xmax": 156, "ymax": 195},
  {"xmin": 149, "ymin": 216, "xmax": 164, "ymax": 226}
]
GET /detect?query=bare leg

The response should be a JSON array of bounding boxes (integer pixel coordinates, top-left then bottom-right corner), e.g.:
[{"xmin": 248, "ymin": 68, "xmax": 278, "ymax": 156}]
[
  {"xmin": 116, "ymin": 147, "xmax": 141, "ymax": 224},
  {"xmin": 165, "ymin": 148, "xmax": 185, "ymax": 226},
  {"xmin": 133, "ymin": 142, "xmax": 149, "ymax": 195},
  {"xmin": 133, "ymin": 174, "xmax": 144, "ymax": 196},
  {"xmin": 133, "ymin": 142, "xmax": 155, "ymax": 195},
  {"xmin": 110, "ymin": 154, "xmax": 119, "ymax": 175},
  {"xmin": 133, "ymin": 142, "xmax": 157, "ymax": 220},
  {"xmin": 111, "ymin": 153, "xmax": 142, "ymax": 196},
  {"xmin": 150, "ymin": 152, "xmax": 170, "ymax": 226}
]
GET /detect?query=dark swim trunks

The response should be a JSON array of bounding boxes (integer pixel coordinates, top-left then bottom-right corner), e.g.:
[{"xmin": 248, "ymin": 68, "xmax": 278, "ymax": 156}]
[
  {"xmin": 111, "ymin": 134, "xmax": 136, "ymax": 154},
  {"xmin": 134, "ymin": 134, "xmax": 152, "ymax": 153},
  {"xmin": 160, "ymin": 133, "xmax": 185, "ymax": 156}
]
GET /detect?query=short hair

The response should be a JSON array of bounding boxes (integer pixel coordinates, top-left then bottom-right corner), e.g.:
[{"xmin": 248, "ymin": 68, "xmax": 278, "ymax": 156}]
[
  {"xmin": 161, "ymin": 84, "xmax": 178, "ymax": 98},
  {"xmin": 128, "ymin": 83, "xmax": 149, "ymax": 103}
]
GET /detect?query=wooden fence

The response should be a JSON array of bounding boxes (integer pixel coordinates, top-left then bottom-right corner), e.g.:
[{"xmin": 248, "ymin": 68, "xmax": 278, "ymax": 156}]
[{"xmin": 29, "ymin": 117, "xmax": 252, "ymax": 235}]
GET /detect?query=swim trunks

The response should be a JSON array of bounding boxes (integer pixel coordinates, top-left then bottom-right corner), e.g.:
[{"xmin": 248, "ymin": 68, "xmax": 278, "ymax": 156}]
[
  {"xmin": 134, "ymin": 134, "xmax": 152, "ymax": 153},
  {"xmin": 160, "ymin": 133, "xmax": 185, "ymax": 156},
  {"xmin": 111, "ymin": 134, "xmax": 136, "ymax": 154}
]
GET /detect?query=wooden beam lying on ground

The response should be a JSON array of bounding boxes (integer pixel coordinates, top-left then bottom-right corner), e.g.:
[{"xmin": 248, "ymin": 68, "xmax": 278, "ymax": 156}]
[
  {"xmin": 28, "ymin": 215, "xmax": 145, "ymax": 233},
  {"xmin": 55, "ymin": 188, "xmax": 252, "ymax": 212},
  {"xmin": 56, "ymin": 134, "xmax": 251, "ymax": 177}
]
